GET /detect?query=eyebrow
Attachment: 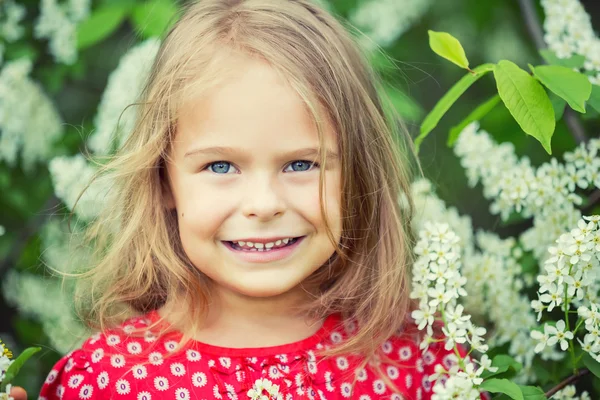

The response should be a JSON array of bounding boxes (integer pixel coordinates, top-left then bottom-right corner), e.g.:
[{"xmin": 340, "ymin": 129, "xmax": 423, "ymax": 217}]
[{"xmin": 184, "ymin": 146, "xmax": 339, "ymax": 160}]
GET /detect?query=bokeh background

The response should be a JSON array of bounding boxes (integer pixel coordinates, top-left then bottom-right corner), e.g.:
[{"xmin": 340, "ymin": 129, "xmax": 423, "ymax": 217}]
[{"xmin": 1, "ymin": 0, "xmax": 599, "ymax": 395}]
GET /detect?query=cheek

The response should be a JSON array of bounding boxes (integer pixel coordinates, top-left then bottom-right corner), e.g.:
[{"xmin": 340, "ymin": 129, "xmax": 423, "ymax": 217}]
[{"xmin": 176, "ymin": 187, "xmax": 231, "ymax": 238}]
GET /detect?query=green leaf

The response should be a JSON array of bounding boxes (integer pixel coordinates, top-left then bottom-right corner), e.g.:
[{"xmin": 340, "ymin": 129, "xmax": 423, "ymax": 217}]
[
  {"xmin": 519, "ymin": 385, "xmax": 547, "ymax": 400},
  {"xmin": 583, "ymin": 352, "xmax": 600, "ymax": 379},
  {"xmin": 539, "ymin": 49, "xmax": 585, "ymax": 69},
  {"xmin": 0, "ymin": 347, "xmax": 42, "ymax": 391},
  {"xmin": 428, "ymin": 30, "xmax": 470, "ymax": 69},
  {"xmin": 493, "ymin": 60, "xmax": 555, "ymax": 155},
  {"xmin": 77, "ymin": 4, "xmax": 131, "ymax": 50},
  {"xmin": 415, "ymin": 63, "xmax": 494, "ymax": 152},
  {"xmin": 531, "ymin": 65, "xmax": 591, "ymax": 113},
  {"xmin": 480, "ymin": 354, "xmax": 523, "ymax": 380},
  {"xmin": 588, "ymin": 84, "xmax": 600, "ymax": 114},
  {"xmin": 447, "ymin": 94, "xmax": 500, "ymax": 147},
  {"xmin": 547, "ymin": 91, "xmax": 567, "ymax": 120},
  {"xmin": 131, "ymin": 0, "xmax": 179, "ymax": 39},
  {"xmin": 479, "ymin": 378, "xmax": 524, "ymax": 400}
]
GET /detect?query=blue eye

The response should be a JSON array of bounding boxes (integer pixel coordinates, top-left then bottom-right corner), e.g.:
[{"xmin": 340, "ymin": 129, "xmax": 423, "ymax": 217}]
[{"xmin": 203, "ymin": 160, "xmax": 320, "ymax": 174}]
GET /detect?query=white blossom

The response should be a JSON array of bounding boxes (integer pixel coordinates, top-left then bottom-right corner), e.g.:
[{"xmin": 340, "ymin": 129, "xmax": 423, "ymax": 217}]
[
  {"xmin": 0, "ymin": 0, "xmax": 26, "ymax": 44},
  {"xmin": 89, "ymin": 39, "xmax": 161, "ymax": 155},
  {"xmin": 49, "ymin": 154, "xmax": 114, "ymax": 221},
  {"xmin": 349, "ymin": 0, "xmax": 433, "ymax": 49},
  {"xmin": 0, "ymin": 59, "xmax": 64, "ymax": 171},
  {"xmin": 34, "ymin": 0, "xmax": 91, "ymax": 64}
]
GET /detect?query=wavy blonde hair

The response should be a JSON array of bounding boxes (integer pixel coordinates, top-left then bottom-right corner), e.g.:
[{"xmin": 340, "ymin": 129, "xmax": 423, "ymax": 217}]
[{"xmin": 73, "ymin": 0, "xmax": 419, "ymax": 379}]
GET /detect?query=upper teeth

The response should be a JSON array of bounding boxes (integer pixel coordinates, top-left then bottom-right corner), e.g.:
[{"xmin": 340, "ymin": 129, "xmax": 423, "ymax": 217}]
[{"xmin": 232, "ymin": 238, "xmax": 294, "ymax": 249}]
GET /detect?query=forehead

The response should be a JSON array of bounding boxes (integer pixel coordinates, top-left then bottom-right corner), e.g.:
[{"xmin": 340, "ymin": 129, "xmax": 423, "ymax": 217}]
[{"xmin": 171, "ymin": 54, "xmax": 338, "ymax": 158}]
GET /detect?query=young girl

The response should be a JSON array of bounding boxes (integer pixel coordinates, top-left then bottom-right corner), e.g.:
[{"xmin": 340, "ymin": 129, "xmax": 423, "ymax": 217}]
[{"xmin": 30, "ymin": 0, "xmax": 472, "ymax": 399}]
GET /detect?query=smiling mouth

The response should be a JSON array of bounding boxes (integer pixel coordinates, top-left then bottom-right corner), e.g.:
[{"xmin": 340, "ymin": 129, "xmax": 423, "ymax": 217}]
[{"xmin": 223, "ymin": 236, "xmax": 305, "ymax": 252}]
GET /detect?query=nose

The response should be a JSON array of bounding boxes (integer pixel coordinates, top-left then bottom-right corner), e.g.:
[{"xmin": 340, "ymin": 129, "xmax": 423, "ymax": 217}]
[{"xmin": 241, "ymin": 173, "xmax": 286, "ymax": 220}]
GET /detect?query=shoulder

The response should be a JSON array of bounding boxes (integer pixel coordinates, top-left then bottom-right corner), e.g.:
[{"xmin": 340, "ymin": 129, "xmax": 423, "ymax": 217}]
[{"xmin": 39, "ymin": 312, "xmax": 179, "ymax": 400}]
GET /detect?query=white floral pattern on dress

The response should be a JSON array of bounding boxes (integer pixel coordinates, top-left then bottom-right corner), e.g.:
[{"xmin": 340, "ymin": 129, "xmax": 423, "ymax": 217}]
[{"xmin": 38, "ymin": 311, "xmax": 490, "ymax": 400}]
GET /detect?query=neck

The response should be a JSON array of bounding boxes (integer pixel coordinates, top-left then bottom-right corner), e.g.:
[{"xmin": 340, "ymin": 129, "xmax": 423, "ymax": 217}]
[{"xmin": 159, "ymin": 284, "xmax": 325, "ymax": 348}]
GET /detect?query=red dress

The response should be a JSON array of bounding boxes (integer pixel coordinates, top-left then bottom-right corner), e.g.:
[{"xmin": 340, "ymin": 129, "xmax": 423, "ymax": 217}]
[{"xmin": 38, "ymin": 311, "xmax": 466, "ymax": 400}]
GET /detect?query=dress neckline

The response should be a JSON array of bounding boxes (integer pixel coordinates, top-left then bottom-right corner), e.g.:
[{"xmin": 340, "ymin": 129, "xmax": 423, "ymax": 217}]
[{"xmin": 145, "ymin": 310, "xmax": 342, "ymax": 357}]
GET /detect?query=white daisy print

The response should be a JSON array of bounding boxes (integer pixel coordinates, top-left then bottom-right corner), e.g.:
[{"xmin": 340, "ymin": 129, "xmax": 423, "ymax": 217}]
[
  {"xmin": 45, "ymin": 370, "xmax": 58, "ymax": 384},
  {"xmin": 170, "ymin": 362, "xmax": 186, "ymax": 376},
  {"xmin": 67, "ymin": 374, "xmax": 84, "ymax": 389},
  {"xmin": 144, "ymin": 331, "xmax": 157, "ymax": 342},
  {"xmin": 55, "ymin": 385, "xmax": 64, "ymax": 399},
  {"xmin": 132, "ymin": 364, "xmax": 147, "ymax": 379},
  {"xmin": 399, "ymin": 346, "xmax": 413, "ymax": 361},
  {"xmin": 154, "ymin": 376, "xmax": 169, "ymax": 391},
  {"xmin": 381, "ymin": 341, "xmax": 393, "ymax": 354},
  {"xmin": 110, "ymin": 354, "xmax": 125, "ymax": 368},
  {"xmin": 79, "ymin": 384, "xmax": 93, "ymax": 399},
  {"xmin": 191, "ymin": 372, "xmax": 207, "ymax": 388},
  {"xmin": 88, "ymin": 332, "xmax": 101, "ymax": 344},
  {"xmin": 122, "ymin": 324, "xmax": 135, "ymax": 334},
  {"xmin": 340, "ymin": 382, "xmax": 352, "ymax": 398},
  {"xmin": 247, "ymin": 378, "xmax": 282, "ymax": 400},
  {"xmin": 387, "ymin": 366, "xmax": 399, "ymax": 380},
  {"xmin": 127, "ymin": 341, "xmax": 142, "ymax": 354},
  {"xmin": 355, "ymin": 368, "xmax": 368, "ymax": 382},
  {"xmin": 164, "ymin": 340, "xmax": 178, "ymax": 352},
  {"xmin": 268, "ymin": 365, "xmax": 282, "ymax": 379},
  {"xmin": 91, "ymin": 348, "xmax": 104, "ymax": 363},
  {"xmin": 324, "ymin": 371, "xmax": 334, "ymax": 392},
  {"xmin": 149, "ymin": 352, "xmax": 163, "ymax": 365},
  {"xmin": 406, "ymin": 373, "xmax": 413, "ymax": 389},
  {"xmin": 97, "ymin": 371, "xmax": 109, "ymax": 389},
  {"xmin": 106, "ymin": 334, "xmax": 121, "ymax": 346},
  {"xmin": 175, "ymin": 388, "xmax": 190, "ymax": 400},
  {"xmin": 373, "ymin": 379, "xmax": 386, "ymax": 394},
  {"xmin": 336, "ymin": 357, "xmax": 349, "ymax": 370},
  {"xmin": 219, "ymin": 357, "xmax": 231, "ymax": 368},
  {"xmin": 391, "ymin": 395, "xmax": 405, "ymax": 400},
  {"xmin": 212, "ymin": 384, "xmax": 223, "ymax": 399},
  {"xmin": 64, "ymin": 358, "xmax": 75, "ymax": 372},
  {"xmin": 359, "ymin": 395, "xmax": 371, "ymax": 400},
  {"xmin": 330, "ymin": 331, "xmax": 343, "ymax": 343},
  {"xmin": 115, "ymin": 379, "xmax": 131, "ymax": 395},
  {"xmin": 186, "ymin": 349, "xmax": 201, "ymax": 362},
  {"xmin": 137, "ymin": 391, "xmax": 151, "ymax": 400}
]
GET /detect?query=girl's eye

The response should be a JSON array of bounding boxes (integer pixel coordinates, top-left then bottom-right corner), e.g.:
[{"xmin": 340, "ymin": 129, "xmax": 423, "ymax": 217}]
[{"xmin": 204, "ymin": 160, "xmax": 320, "ymax": 174}]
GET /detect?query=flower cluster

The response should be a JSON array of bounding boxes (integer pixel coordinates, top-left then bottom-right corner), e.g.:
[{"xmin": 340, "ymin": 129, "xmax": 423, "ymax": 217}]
[
  {"xmin": 0, "ymin": 59, "xmax": 64, "ymax": 171},
  {"xmin": 541, "ymin": 0, "xmax": 600, "ymax": 84},
  {"xmin": 34, "ymin": 0, "xmax": 91, "ymax": 64},
  {"xmin": 48, "ymin": 154, "xmax": 114, "ymax": 221},
  {"xmin": 531, "ymin": 215, "xmax": 600, "ymax": 362},
  {"xmin": 2, "ymin": 271, "xmax": 90, "ymax": 353},
  {"xmin": 409, "ymin": 180, "xmax": 540, "ymax": 383},
  {"xmin": 0, "ymin": 0, "xmax": 26, "ymax": 65},
  {"xmin": 89, "ymin": 38, "xmax": 161, "ymax": 155},
  {"xmin": 552, "ymin": 385, "xmax": 591, "ymax": 400},
  {"xmin": 0, "ymin": 339, "xmax": 13, "ymax": 382},
  {"xmin": 454, "ymin": 122, "xmax": 598, "ymax": 261},
  {"xmin": 246, "ymin": 378, "xmax": 283, "ymax": 400},
  {"xmin": 349, "ymin": 0, "xmax": 433, "ymax": 48},
  {"xmin": 410, "ymin": 222, "xmax": 492, "ymax": 399}
]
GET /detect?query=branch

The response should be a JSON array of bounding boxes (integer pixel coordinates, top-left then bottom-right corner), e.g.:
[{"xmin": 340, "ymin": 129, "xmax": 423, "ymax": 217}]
[
  {"xmin": 545, "ymin": 368, "xmax": 590, "ymax": 398},
  {"xmin": 0, "ymin": 195, "xmax": 62, "ymax": 279},
  {"xmin": 516, "ymin": 0, "xmax": 587, "ymax": 144}
]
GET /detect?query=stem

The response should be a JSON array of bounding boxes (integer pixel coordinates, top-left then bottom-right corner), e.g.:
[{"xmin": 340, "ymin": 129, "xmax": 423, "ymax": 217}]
[{"xmin": 545, "ymin": 368, "xmax": 590, "ymax": 398}]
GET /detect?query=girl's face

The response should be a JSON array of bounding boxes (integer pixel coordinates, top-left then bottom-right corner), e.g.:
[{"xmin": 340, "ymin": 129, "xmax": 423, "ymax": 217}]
[{"xmin": 164, "ymin": 54, "xmax": 342, "ymax": 301}]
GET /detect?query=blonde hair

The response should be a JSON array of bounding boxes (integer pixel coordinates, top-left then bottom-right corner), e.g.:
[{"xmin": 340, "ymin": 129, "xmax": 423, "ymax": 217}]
[{"xmin": 72, "ymin": 0, "xmax": 419, "ymax": 382}]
